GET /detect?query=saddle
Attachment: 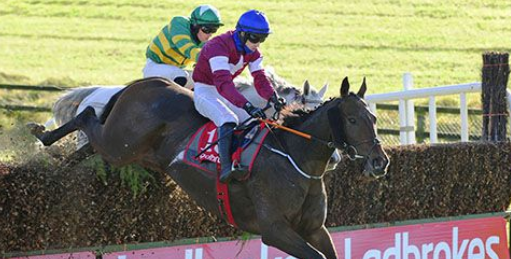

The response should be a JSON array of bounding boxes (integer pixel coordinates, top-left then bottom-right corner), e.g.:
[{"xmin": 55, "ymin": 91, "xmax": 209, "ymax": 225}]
[{"xmin": 183, "ymin": 121, "xmax": 270, "ymax": 181}]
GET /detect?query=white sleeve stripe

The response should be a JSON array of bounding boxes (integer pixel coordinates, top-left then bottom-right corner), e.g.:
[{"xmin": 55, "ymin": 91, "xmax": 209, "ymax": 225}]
[
  {"xmin": 249, "ymin": 57, "xmax": 264, "ymax": 73},
  {"xmin": 209, "ymin": 56, "xmax": 230, "ymax": 72}
]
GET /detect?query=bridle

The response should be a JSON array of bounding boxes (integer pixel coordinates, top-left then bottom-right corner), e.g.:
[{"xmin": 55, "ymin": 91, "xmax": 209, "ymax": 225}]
[
  {"xmin": 326, "ymin": 96, "xmax": 382, "ymax": 160},
  {"xmin": 332, "ymin": 137, "xmax": 382, "ymax": 161},
  {"xmin": 291, "ymin": 91, "xmax": 323, "ymax": 108},
  {"xmin": 262, "ymin": 97, "xmax": 383, "ymax": 180},
  {"xmin": 301, "ymin": 96, "xmax": 323, "ymax": 106}
]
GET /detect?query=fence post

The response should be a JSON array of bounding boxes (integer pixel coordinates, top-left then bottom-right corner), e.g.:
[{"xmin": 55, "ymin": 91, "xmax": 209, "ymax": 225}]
[
  {"xmin": 400, "ymin": 73, "xmax": 416, "ymax": 144},
  {"xmin": 460, "ymin": 93, "xmax": 469, "ymax": 141},
  {"xmin": 508, "ymin": 90, "xmax": 511, "ymax": 136},
  {"xmin": 398, "ymin": 99, "xmax": 408, "ymax": 144},
  {"xmin": 481, "ymin": 52, "xmax": 509, "ymax": 142},
  {"xmin": 428, "ymin": 96, "xmax": 438, "ymax": 143}
]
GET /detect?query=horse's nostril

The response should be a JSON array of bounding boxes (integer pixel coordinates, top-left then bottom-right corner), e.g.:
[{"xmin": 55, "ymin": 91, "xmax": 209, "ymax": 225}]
[{"xmin": 373, "ymin": 157, "xmax": 384, "ymax": 169}]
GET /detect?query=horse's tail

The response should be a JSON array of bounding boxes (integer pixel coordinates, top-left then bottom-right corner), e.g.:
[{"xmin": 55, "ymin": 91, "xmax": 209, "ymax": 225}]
[{"xmin": 53, "ymin": 86, "xmax": 99, "ymax": 126}]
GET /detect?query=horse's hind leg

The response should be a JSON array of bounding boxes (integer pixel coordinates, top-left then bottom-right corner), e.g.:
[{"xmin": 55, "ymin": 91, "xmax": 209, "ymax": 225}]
[
  {"xmin": 77, "ymin": 106, "xmax": 159, "ymax": 167},
  {"xmin": 99, "ymin": 87, "xmax": 126, "ymax": 124},
  {"xmin": 27, "ymin": 111, "xmax": 86, "ymax": 146}
]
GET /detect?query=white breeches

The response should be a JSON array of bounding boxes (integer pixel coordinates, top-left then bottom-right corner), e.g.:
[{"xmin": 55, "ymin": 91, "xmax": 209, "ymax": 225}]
[
  {"xmin": 194, "ymin": 82, "xmax": 252, "ymax": 127},
  {"xmin": 142, "ymin": 58, "xmax": 194, "ymax": 90}
]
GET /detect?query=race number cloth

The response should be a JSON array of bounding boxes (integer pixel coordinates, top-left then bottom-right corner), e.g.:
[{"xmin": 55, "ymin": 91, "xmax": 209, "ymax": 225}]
[{"xmin": 183, "ymin": 121, "xmax": 270, "ymax": 176}]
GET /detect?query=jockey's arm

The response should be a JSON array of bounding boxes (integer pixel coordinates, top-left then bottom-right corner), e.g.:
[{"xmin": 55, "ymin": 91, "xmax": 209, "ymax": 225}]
[
  {"xmin": 249, "ymin": 53, "xmax": 275, "ymax": 101},
  {"xmin": 169, "ymin": 17, "xmax": 202, "ymax": 62},
  {"xmin": 209, "ymin": 56, "xmax": 249, "ymax": 108}
]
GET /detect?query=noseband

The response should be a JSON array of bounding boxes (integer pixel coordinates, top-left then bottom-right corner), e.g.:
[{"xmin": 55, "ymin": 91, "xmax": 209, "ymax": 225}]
[
  {"xmin": 292, "ymin": 91, "xmax": 322, "ymax": 108},
  {"xmin": 332, "ymin": 138, "xmax": 381, "ymax": 161},
  {"xmin": 300, "ymin": 95, "xmax": 323, "ymax": 107}
]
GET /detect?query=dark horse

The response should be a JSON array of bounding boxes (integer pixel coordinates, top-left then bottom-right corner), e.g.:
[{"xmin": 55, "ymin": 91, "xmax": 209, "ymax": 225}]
[{"xmin": 29, "ymin": 76, "xmax": 389, "ymax": 259}]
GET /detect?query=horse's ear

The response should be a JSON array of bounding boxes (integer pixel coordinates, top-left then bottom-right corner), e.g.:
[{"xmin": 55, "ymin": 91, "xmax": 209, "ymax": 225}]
[
  {"xmin": 318, "ymin": 82, "xmax": 328, "ymax": 99},
  {"xmin": 303, "ymin": 80, "xmax": 311, "ymax": 96},
  {"xmin": 341, "ymin": 77, "xmax": 350, "ymax": 97},
  {"xmin": 357, "ymin": 77, "xmax": 367, "ymax": 98}
]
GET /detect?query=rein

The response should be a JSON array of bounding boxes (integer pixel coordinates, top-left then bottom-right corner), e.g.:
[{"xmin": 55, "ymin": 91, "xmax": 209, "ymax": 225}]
[
  {"xmin": 260, "ymin": 118, "xmax": 379, "ymax": 161},
  {"xmin": 260, "ymin": 107, "xmax": 382, "ymax": 181},
  {"xmin": 263, "ymin": 144, "xmax": 323, "ymax": 180}
]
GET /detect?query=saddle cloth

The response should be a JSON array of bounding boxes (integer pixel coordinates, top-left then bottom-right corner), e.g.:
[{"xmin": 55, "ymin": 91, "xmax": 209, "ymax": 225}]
[{"xmin": 183, "ymin": 121, "xmax": 270, "ymax": 178}]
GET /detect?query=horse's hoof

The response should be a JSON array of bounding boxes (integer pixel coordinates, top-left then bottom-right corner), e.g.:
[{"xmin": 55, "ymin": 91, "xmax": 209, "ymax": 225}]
[{"xmin": 26, "ymin": 122, "xmax": 46, "ymax": 136}]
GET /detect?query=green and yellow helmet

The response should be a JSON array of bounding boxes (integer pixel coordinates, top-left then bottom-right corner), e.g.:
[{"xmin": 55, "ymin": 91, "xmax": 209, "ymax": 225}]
[{"xmin": 190, "ymin": 5, "xmax": 223, "ymax": 26}]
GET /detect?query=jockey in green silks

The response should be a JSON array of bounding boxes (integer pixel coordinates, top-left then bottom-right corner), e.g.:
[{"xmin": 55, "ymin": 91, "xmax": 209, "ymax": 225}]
[{"xmin": 143, "ymin": 5, "xmax": 223, "ymax": 89}]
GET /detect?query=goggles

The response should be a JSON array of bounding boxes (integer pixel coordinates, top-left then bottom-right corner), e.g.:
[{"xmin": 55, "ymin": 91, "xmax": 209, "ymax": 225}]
[
  {"xmin": 247, "ymin": 33, "xmax": 268, "ymax": 43},
  {"xmin": 200, "ymin": 25, "xmax": 219, "ymax": 34}
]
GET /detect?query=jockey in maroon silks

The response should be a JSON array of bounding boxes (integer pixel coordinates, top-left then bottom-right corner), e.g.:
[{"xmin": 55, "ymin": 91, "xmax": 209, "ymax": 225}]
[{"xmin": 193, "ymin": 10, "xmax": 285, "ymax": 183}]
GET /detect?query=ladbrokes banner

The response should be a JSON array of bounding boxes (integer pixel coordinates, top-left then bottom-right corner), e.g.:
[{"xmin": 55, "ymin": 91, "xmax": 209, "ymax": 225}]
[
  {"xmin": 101, "ymin": 216, "xmax": 509, "ymax": 259},
  {"xmin": 9, "ymin": 252, "xmax": 95, "ymax": 259}
]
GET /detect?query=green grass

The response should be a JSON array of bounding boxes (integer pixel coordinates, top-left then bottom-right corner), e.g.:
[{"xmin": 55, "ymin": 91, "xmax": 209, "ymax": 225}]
[
  {"xmin": 0, "ymin": 0, "xmax": 510, "ymax": 141},
  {"xmin": 1, "ymin": 0, "xmax": 510, "ymax": 94}
]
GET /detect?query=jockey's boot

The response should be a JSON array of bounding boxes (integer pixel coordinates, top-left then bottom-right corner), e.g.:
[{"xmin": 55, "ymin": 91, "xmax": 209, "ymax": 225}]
[{"xmin": 218, "ymin": 123, "xmax": 236, "ymax": 183}]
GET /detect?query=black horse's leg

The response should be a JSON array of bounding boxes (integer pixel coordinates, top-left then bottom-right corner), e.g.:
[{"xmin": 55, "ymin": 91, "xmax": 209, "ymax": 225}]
[
  {"xmin": 71, "ymin": 88, "xmax": 124, "ymax": 167},
  {"xmin": 303, "ymin": 226, "xmax": 338, "ymax": 259},
  {"xmin": 27, "ymin": 113, "xmax": 84, "ymax": 146},
  {"xmin": 28, "ymin": 106, "xmax": 97, "ymax": 147},
  {"xmin": 99, "ymin": 88, "xmax": 126, "ymax": 124},
  {"xmin": 77, "ymin": 106, "xmax": 141, "ymax": 166},
  {"xmin": 259, "ymin": 220, "xmax": 328, "ymax": 259}
]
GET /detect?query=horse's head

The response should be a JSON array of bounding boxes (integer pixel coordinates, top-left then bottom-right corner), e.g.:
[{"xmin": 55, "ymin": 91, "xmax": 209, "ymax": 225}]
[
  {"xmin": 301, "ymin": 80, "xmax": 328, "ymax": 110},
  {"xmin": 277, "ymin": 80, "xmax": 327, "ymax": 111},
  {"xmin": 328, "ymin": 77, "xmax": 389, "ymax": 178}
]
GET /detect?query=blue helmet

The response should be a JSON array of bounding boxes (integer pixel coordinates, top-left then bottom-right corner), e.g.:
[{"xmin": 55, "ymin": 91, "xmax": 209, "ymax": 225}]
[{"xmin": 236, "ymin": 10, "xmax": 272, "ymax": 34}]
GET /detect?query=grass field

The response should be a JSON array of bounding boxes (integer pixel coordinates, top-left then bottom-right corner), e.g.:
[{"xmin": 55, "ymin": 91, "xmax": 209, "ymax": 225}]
[
  {"xmin": 1, "ymin": 0, "xmax": 510, "ymax": 94},
  {"xmin": 0, "ymin": 0, "xmax": 510, "ymax": 146}
]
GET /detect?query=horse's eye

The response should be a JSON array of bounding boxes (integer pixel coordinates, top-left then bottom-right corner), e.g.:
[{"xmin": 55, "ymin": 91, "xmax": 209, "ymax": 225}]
[{"xmin": 348, "ymin": 118, "xmax": 356, "ymax": 124}]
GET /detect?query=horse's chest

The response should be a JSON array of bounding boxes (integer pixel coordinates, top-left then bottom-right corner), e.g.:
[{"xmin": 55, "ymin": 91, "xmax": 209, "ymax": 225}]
[{"xmin": 288, "ymin": 193, "xmax": 327, "ymax": 228}]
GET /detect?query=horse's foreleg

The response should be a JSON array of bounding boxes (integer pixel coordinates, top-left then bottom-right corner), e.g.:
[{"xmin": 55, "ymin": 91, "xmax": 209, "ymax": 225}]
[
  {"xmin": 260, "ymin": 220, "xmax": 328, "ymax": 259},
  {"xmin": 302, "ymin": 226, "xmax": 338, "ymax": 259}
]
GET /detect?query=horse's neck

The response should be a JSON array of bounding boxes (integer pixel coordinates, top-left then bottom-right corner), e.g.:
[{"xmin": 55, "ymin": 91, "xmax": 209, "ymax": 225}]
[{"xmin": 284, "ymin": 104, "xmax": 336, "ymax": 176}]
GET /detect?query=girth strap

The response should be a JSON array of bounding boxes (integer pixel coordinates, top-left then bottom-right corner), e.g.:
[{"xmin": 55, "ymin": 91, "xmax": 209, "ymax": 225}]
[{"xmin": 216, "ymin": 175, "xmax": 237, "ymax": 227}]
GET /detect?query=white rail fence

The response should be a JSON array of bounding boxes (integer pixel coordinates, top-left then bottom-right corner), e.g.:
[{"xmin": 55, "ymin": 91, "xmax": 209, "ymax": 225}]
[{"xmin": 366, "ymin": 73, "xmax": 511, "ymax": 145}]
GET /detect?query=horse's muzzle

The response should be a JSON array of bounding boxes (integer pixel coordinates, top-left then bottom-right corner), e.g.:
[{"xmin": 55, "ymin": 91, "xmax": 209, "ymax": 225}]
[{"xmin": 363, "ymin": 155, "xmax": 389, "ymax": 179}]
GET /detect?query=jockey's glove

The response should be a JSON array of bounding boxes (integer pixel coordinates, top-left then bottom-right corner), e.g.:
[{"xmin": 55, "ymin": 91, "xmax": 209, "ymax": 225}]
[
  {"xmin": 243, "ymin": 102, "xmax": 266, "ymax": 119},
  {"xmin": 270, "ymin": 93, "xmax": 287, "ymax": 112}
]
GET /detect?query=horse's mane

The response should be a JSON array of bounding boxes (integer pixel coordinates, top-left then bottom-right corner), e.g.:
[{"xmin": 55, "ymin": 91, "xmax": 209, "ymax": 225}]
[
  {"xmin": 266, "ymin": 66, "xmax": 301, "ymax": 95},
  {"xmin": 278, "ymin": 92, "xmax": 361, "ymax": 128},
  {"xmin": 278, "ymin": 98, "xmax": 335, "ymax": 128},
  {"xmin": 234, "ymin": 66, "xmax": 299, "ymax": 95}
]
